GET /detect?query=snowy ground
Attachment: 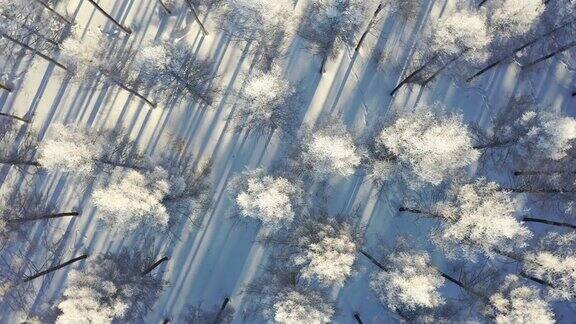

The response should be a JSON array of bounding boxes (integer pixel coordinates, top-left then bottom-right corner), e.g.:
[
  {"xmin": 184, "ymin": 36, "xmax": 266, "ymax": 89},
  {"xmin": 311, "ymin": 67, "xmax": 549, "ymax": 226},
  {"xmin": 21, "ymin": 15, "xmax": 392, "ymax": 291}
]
[{"xmin": 1, "ymin": 0, "xmax": 575, "ymax": 323}]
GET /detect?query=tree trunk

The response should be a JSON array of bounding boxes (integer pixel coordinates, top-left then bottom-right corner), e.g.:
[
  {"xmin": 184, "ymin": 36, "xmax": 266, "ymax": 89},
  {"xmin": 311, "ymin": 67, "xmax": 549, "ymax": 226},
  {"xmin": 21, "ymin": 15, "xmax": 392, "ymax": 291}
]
[
  {"xmin": 96, "ymin": 158, "xmax": 148, "ymax": 171},
  {"xmin": 0, "ymin": 81, "xmax": 12, "ymax": 92},
  {"xmin": 514, "ymin": 170, "xmax": 576, "ymax": 176},
  {"xmin": 355, "ymin": 3, "xmax": 384, "ymax": 52},
  {"xmin": 320, "ymin": 54, "xmax": 329, "ymax": 74},
  {"xmin": 390, "ymin": 61, "xmax": 430, "ymax": 96},
  {"xmin": 519, "ymin": 272, "xmax": 554, "ymax": 287},
  {"xmin": 0, "ymin": 159, "xmax": 41, "ymax": 167},
  {"xmin": 477, "ymin": 0, "xmax": 489, "ymax": 6},
  {"xmin": 7, "ymin": 211, "xmax": 79, "ymax": 224},
  {"xmin": 85, "ymin": 0, "xmax": 132, "ymax": 35},
  {"xmin": 0, "ymin": 112, "xmax": 30, "ymax": 123},
  {"xmin": 523, "ymin": 217, "xmax": 576, "ymax": 230},
  {"xmin": 398, "ymin": 206, "xmax": 424, "ymax": 214},
  {"xmin": 213, "ymin": 297, "xmax": 230, "ymax": 324},
  {"xmin": 421, "ymin": 55, "xmax": 461, "ymax": 86},
  {"xmin": 157, "ymin": 0, "xmax": 172, "ymax": 14},
  {"xmin": 109, "ymin": 78, "xmax": 157, "ymax": 108},
  {"xmin": 142, "ymin": 256, "xmax": 169, "ymax": 275},
  {"xmin": 0, "ymin": 32, "xmax": 67, "ymax": 70},
  {"xmin": 185, "ymin": 0, "xmax": 209, "ymax": 35},
  {"xmin": 22, "ymin": 254, "xmax": 88, "ymax": 283},
  {"xmin": 353, "ymin": 313, "xmax": 363, "ymax": 324},
  {"xmin": 0, "ymin": 12, "xmax": 61, "ymax": 46},
  {"xmin": 523, "ymin": 40, "xmax": 576, "ymax": 68},
  {"xmin": 359, "ymin": 250, "xmax": 389, "ymax": 272},
  {"xmin": 31, "ymin": 0, "xmax": 73, "ymax": 24},
  {"xmin": 472, "ymin": 138, "xmax": 517, "ymax": 150},
  {"xmin": 501, "ymin": 187, "xmax": 576, "ymax": 194},
  {"xmin": 162, "ymin": 319, "xmax": 170, "ymax": 324},
  {"xmin": 467, "ymin": 20, "xmax": 574, "ymax": 82}
]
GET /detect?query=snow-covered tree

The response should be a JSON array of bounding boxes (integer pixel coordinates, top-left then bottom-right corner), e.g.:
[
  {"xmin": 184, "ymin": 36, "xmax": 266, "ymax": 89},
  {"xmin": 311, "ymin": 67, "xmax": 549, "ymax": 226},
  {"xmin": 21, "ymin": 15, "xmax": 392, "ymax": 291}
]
[
  {"xmin": 299, "ymin": 122, "xmax": 361, "ymax": 179},
  {"xmin": 217, "ymin": 0, "xmax": 295, "ymax": 71},
  {"xmin": 370, "ymin": 250, "xmax": 445, "ymax": 313},
  {"xmin": 299, "ymin": 0, "xmax": 378, "ymax": 72},
  {"xmin": 38, "ymin": 124, "xmax": 149, "ymax": 176},
  {"xmin": 160, "ymin": 154, "xmax": 213, "ymax": 229},
  {"xmin": 133, "ymin": 42, "xmax": 219, "ymax": 106},
  {"xmin": 264, "ymin": 215, "xmax": 360, "ymax": 287},
  {"xmin": 270, "ymin": 288, "xmax": 334, "ymax": 324},
  {"xmin": 402, "ymin": 179, "xmax": 531, "ymax": 260},
  {"xmin": 0, "ymin": 0, "xmax": 68, "ymax": 69},
  {"xmin": 230, "ymin": 68, "xmax": 301, "ymax": 136},
  {"xmin": 292, "ymin": 220, "xmax": 358, "ymax": 286},
  {"xmin": 474, "ymin": 100, "xmax": 576, "ymax": 165},
  {"xmin": 523, "ymin": 232, "xmax": 576, "ymax": 301},
  {"xmin": 487, "ymin": 0, "xmax": 544, "ymax": 44},
  {"xmin": 391, "ymin": 10, "xmax": 490, "ymax": 95},
  {"xmin": 0, "ymin": 189, "xmax": 78, "ymax": 244},
  {"xmin": 229, "ymin": 168, "xmax": 304, "ymax": 231},
  {"xmin": 373, "ymin": 110, "xmax": 478, "ymax": 186},
  {"xmin": 59, "ymin": 28, "xmax": 154, "ymax": 106},
  {"xmin": 91, "ymin": 168, "xmax": 170, "ymax": 231},
  {"xmin": 0, "ymin": 121, "xmax": 39, "ymax": 169},
  {"xmin": 56, "ymin": 250, "xmax": 166, "ymax": 323},
  {"xmin": 486, "ymin": 275, "xmax": 555, "ymax": 324}
]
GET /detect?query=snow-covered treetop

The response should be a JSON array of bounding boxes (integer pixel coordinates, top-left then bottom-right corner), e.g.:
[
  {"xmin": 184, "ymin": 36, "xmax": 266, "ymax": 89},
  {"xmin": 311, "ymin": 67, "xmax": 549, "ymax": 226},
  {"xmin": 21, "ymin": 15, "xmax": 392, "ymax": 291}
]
[
  {"xmin": 377, "ymin": 110, "xmax": 479, "ymax": 186},
  {"xmin": 57, "ymin": 269, "xmax": 128, "ymax": 323},
  {"xmin": 488, "ymin": 0, "xmax": 544, "ymax": 42},
  {"xmin": 518, "ymin": 111, "xmax": 576, "ymax": 161},
  {"xmin": 270, "ymin": 288, "xmax": 334, "ymax": 324},
  {"xmin": 293, "ymin": 221, "xmax": 358, "ymax": 286},
  {"xmin": 38, "ymin": 124, "xmax": 148, "ymax": 176},
  {"xmin": 433, "ymin": 180, "xmax": 531, "ymax": 260},
  {"xmin": 218, "ymin": 0, "xmax": 294, "ymax": 68},
  {"xmin": 91, "ymin": 168, "xmax": 170, "ymax": 231},
  {"xmin": 429, "ymin": 10, "xmax": 491, "ymax": 63},
  {"xmin": 59, "ymin": 27, "xmax": 108, "ymax": 79},
  {"xmin": 133, "ymin": 42, "xmax": 217, "ymax": 105},
  {"xmin": 301, "ymin": 123, "xmax": 361, "ymax": 179},
  {"xmin": 370, "ymin": 250, "xmax": 445, "ymax": 312},
  {"xmin": 57, "ymin": 251, "xmax": 164, "ymax": 323},
  {"xmin": 486, "ymin": 275, "xmax": 555, "ymax": 324},
  {"xmin": 231, "ymin": 169, "xmax": 303, "ymax": 231},
  {"xmin": 38, "ymin": 124, "xmax": 103, "ymax": 174},
  {"xmin": 233, "ymin": 68, "xmax": 299, "ymax": 135},
  {"xmin": 523, "ymin": 232, "xmax": 576, "ymax": 301},
  {"xmin": 299, "ymin": 0, "xmax": 377, "ymax": 58}
]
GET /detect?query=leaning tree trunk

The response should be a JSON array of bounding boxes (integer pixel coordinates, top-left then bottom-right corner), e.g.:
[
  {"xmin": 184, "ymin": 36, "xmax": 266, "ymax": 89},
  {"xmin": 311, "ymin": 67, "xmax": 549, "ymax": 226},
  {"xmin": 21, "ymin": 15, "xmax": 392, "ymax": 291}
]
[
  {"xmin": 390, "ymin": 54, "xmax": 441, "ymax": 96},
  {"xmin": 22, "ymin": 254, "xmax": 88, "ymax": 283},
  {"xmin": 31, "ymin": 0, "xmax": 73, "ymax": 24},
  {"xmin": 105, "ymin": 77, "xmax": 157, "ymax": 108},
  {"xmin": 0, "ymin": 159, "xmax": 41, "ymax": 167},
  {"xmin": 523, "ymin": 40, "xmax": 576, "ymax": 68},
  {"xmin": 514, "ymin": 170, "xmax": 576, "ymax": 176},
  {"xmin": 157, "ymin": 0, "xmax": 172, "ymax": 14},
  {"xmin": 353, "ymin": 313, "xmax": 363, "ymax": 324},
  {"xmin": 96, "ymin": 158, "xmax": 149, "ymax": 171},
  {"xmin": 472, "ymin": 137, "xmax": 518, "ymax": 150},
  {"xmin": 7, "ymin": 211, "xmax": 79, "ymax": 224},
  {"xmin": 523, "ymin": 217, "xmax": 576, "ymax": 230},
  {"xmin": 501, "ymin": 187, "xmax": 576, "ymax": 194},
  {"xmin": 85, "ymin": 0, "xmax": 132, "ymax": 35},
  {"xmin": 0, "ymin": 82, "xmax": 13, "ymax": 93},
  {"xmin": 185, "ymin": 0, "xmax": 209, "ymax": 35},
  {"xmin": 0, "ymin": 32, "xmax": 67, "ymax": 70},
  {"xmin": 477, "ymin": 0, "xmax": 489, "ymax": 6},
  {"xmin": 142, "ymin": 256, "xmax": 169, "ymax": 275},
  {"xmin": 467, "ymin": 20, "xmax": 574, "ymax": 82},
  {"xmin": 214, "ymin": 297, "xmax": 230, "ymax": 323},
  {"xmin": 320, "ymin": 53, "xmax": 329, "ymax": 74},
  {"xmin": 0, "ymin": 112, "xmax": 30, "ymax": 123},
  {"xmin": 355, "ymin": 3, "xmax": 384, "ymax": 52}
]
